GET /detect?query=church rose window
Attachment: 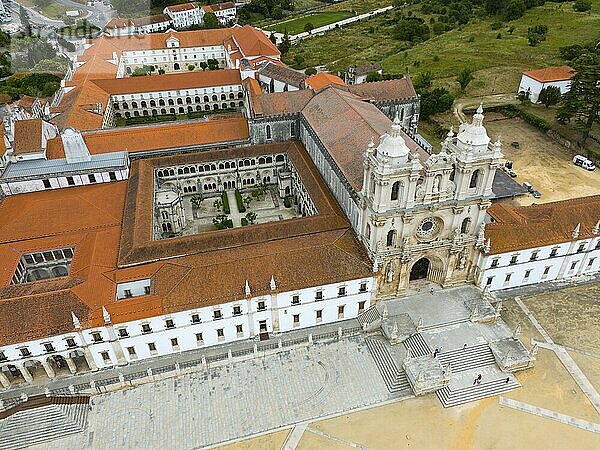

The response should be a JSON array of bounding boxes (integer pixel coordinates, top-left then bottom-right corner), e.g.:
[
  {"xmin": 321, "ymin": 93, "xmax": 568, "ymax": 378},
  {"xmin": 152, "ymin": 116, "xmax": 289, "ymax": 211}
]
[{"xmin": 415, "ymin": 217, "xmax": 443, "ymax": 241}]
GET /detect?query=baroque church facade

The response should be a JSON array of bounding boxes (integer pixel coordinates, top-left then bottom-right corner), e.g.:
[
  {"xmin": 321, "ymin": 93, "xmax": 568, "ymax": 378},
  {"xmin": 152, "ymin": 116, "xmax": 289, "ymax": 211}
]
[{"xmin": 359, "ymin": 107, "xmax": 503, "ymax": 296}]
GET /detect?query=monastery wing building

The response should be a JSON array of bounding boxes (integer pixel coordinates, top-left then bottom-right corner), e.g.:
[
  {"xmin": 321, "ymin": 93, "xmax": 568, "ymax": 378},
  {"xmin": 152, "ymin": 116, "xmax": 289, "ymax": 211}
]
[{"xmin": 0, "ymin": 25, "xmax": 597, "ymax": 388}]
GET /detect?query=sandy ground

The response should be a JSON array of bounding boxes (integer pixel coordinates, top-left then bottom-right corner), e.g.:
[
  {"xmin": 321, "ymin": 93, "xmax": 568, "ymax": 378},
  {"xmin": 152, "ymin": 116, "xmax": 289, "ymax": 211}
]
[
  {"xmin": 483, "ymin": 115, "xmax": 600, "ymax": 206},
  {"xmin": 223, "ymin": 284, "xmax": 600, "ymax": 450}
]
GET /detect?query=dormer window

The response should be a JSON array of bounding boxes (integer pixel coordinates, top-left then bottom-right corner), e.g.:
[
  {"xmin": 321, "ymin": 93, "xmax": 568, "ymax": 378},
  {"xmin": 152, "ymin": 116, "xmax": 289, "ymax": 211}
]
[{"xmin": 117, "ymin": 279, "xmax": 152, "ymax": 300}]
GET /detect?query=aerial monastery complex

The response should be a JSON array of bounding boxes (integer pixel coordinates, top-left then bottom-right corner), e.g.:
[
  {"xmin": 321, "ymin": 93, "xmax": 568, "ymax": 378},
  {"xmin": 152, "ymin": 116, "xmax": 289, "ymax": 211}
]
[{"xmin": 0, "ymin": 24, "xmax": 598, "ymax": 416}]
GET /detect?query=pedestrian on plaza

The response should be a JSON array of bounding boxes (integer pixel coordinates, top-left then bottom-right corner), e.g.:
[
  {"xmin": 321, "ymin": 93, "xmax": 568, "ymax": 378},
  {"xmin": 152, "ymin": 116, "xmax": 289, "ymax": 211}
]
[
  {"xmin": 433, "ymin": 348, "xmax": 439, "ymax": 358},
  {"xmin": 505, "ymin": 377, "xmax": 510, "ymax": 384},
  {"xmin": 474, "ymin": 373, "xmax": 482, "ymax": 385},
  {"xmin": 463, "ymin": 343, "xmax": 468, "ymax": 351},
  {"xmin": 430, "ymin": 287, "xmax": 434, "ymax": 295}
]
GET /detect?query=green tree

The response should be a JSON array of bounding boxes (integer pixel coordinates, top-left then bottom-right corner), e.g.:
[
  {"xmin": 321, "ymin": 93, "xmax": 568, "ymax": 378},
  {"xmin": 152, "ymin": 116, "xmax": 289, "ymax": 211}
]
[
  {"xmin": 278, "ymin": 30, "xmax": 291, "ymax": 55},
  {"xmin": 245, "ymin": 211, "xmax": 257, "ymax": 224},
  {"xmin": 414, "ymin": 71, "xmax": 433, "ymax": 92},
  {"xmin": 269, "ymin": 33, "xmax": 277, "ymax": 44},
  {"xmin": 203, "ymin": 12, "xmax": 220, "ymax": 29},
  {"xmin": 188, "ymin": 64, "xmax": 195, "ymax": 71},
  {"xmin": 556, "ymin": 54, "xmax": 598, "ymax": 144},
  {"xmin": 305, "ymin": 66, "xmax": 317, "ymax": 75},
  {"xmin": 199, "ymin": 61, "xmax": 208, "ymax": 71},
  {"xmin": 420, "ymin": 87, "xmax": 455, "ymax": 120},
  {"xmin": 304, "ymin": 22, "xmax": 314, "ymax": 34},
  {"xmin": 503, "ymin": 0, "xmax": 526, "ymax": 21},
  {"xmin": 213, "ymin": 198, "xmax": 223, "ymax": 212},
  {"xmin": 457, "ymin": 68, "xmax": 474, "ymax": 92},
  {"xmin": 366, "ymin": 71, "xmax": 383, "ymax": 82},
  {"xmin": 538, "ymin": 86, "xmax": 561, "ymax": 108},
  {"xmin": 393, "ymin": 18, "xmax": 429, "ymax": 42},
  {"xmin": 573, "ymin": 0, "xmax": 592, "ymax": 12},
  {"xmin": 527, "ymin": 24, "xmax": 548, "ymax": 47}
]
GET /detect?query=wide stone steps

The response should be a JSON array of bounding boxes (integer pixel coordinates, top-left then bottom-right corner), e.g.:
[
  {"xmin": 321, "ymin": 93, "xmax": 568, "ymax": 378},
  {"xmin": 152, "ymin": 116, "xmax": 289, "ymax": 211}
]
[
  {"xmin": 419, "ymin": 317, "xmax": 470, "ymax": 332},
  {"xmin": 403, "ymin": 333, "xmax": 431, "ymax": 358},
  {"xmin": 0, "ymin": 399, "xmax": 88, "ymax": 450},
  {"xmin": 436, "ymin": 378, "xmax": 521, "ymax": 408},
  {"xmin": 366, "ymin": 338, "xmax": 411, "ymax": 394},
  {"xmin": 356, "ymin": 305, "xmax": 381, "ymax": 328},
  {"xmin": 436, "ymin": 344, "xmax": 496, "ymax": 373}
]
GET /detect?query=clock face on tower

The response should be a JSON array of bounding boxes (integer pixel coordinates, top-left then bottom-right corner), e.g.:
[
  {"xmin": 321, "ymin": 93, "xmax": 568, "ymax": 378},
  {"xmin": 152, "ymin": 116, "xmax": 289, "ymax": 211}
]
[{"xmin": 416, "ymin": 217, "xmax": 443, "ymax": 241}]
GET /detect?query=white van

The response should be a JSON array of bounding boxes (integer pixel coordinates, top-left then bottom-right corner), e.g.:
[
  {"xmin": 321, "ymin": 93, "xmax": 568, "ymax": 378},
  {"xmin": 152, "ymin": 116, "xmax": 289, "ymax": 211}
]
[{"xmin": 573, "ymin": 155, "xmax": 596, "ymax": 171}]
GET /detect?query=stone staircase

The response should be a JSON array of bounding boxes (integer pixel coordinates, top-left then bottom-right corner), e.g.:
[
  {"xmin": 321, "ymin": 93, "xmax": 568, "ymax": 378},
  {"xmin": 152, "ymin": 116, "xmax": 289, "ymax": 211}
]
[
  {"xmin": 418, "ymin": 317, "xmax": 469, "ymax": 332},
  {"xmin": 356, "ymin": 305, "xmax": 381, "ymax": 331},
  {"xmin": 365, "ymin": 338, "xmax": 411, "ymax": 394},
  {"xmin": 436, "ymin": 344, "xmax": 496, "ymax": 373},
  {"xmin": 0, "ymin": 397, "xmax": 89, "ymax": 449},
  {"xmin": 436, "ymin": 377, "xmax": 521, "ymax": 408},
  {"xmin": 403, "ymin": 333, "xmax": 431, "ymax": 358}
]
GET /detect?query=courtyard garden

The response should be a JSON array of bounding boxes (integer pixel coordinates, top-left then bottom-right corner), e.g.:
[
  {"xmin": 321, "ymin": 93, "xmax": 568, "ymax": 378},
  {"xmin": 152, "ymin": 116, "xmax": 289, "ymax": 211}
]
[
  {"xmin": 264, "ymin": 11, "xmax": 354, "ymax": 34},
  {"xmin": 177, "ymin": 186, "xmax": 300, "ymax": 236}
]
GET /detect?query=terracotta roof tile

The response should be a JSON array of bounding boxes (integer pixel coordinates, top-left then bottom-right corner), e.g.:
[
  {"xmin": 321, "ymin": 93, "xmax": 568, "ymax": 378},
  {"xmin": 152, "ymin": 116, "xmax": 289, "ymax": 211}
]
[
  {"xmin": 90, "ymin": 69, "xmax": 241, "ymax": 95},
  {"xmin": 347, "ymin": 77, "xmax": 417, "ymax": 101},
  {"xmin": 485, "ymin": 196, "xmax": 600, "ymax": 254},
  {"xmin": 230, "ymin": 25, "xmax": 280, "ymax": 58},
  {"xmin": 133, "ymin": 14, "xmax": 171, "ymax": 27},
  {"xmin": 522, "ymin": 66, "xmax": 575, "ymax": 83},
  {"xmin": 13, "ymin": 119, "xmax": 43, "ymax": 155},
  {"xmin": 305, "ymin": 72, "xmax": 346, "ymax": 91},
  {"xmin": 258, "ymin": 62, "xmax": 306, "ymax": 88},
  {"xmin": 166, "ymin": 2, "xmax": 199, "ymax": 12},
  {"xmin": 204, "ymin": 2, "xmax": 235, "ymax": 12},
  {"xmin": 46, "ymin": 116, "xmax": 249, "ymax": 159}
]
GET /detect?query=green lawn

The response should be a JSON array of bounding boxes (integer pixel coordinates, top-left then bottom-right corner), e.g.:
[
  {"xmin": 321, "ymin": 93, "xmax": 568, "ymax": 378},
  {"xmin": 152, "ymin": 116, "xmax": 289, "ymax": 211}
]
[
  {"xmin": 284, "ymin": 1, "xmax": 600, "ymax": 97},
  {"xmin": 265, "ymin": 11, "xmax": 355, "ymax": 34}
]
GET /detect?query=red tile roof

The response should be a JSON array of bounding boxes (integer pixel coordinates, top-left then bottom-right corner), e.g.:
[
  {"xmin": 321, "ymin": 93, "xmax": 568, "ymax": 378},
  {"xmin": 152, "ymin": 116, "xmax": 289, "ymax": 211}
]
[
  {"xmin": 166, "ymin": 2, "xmax": 199, "ymax": 12},
  {"xmin": 13, "ymin": 119, "xmax": 44, "ymax": 155},
  {"xmin": 485, "ymin": 196, "xmax": 600, "ymax": 254},
  {"xmin": 522, "ymin": 66, "xmax": 575, "ymax": 83},
  {"xmin": 348, "ymin": 77, "xmax": 417, "ymax": 101},
  {"xmin": 305, "ymin": 72, "xmax": 347, "ymax": 91}
]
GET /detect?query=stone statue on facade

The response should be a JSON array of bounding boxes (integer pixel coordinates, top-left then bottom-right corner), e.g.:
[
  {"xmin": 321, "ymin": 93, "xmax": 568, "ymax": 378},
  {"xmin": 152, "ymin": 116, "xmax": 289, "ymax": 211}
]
[{"xmin": 385, "ymin": 262, "xmax": 394, "ymax": 283}]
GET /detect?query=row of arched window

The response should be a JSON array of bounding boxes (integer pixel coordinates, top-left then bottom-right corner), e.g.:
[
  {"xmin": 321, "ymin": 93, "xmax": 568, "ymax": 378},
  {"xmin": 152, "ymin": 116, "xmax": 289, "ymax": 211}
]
[
  {"xmin": 156, "ymin": 155, "xmax": 285, "ymax": 178},
  {"xmin": 115, "ymin": 92, "xmax": 243, "ymax": 110},
  {"xmin": 115, "ymin": 102, "xmax": 242, "ymax": 118},
  {"xmin": 386, "ymin": 169, "xmax": 481, "ymax": 202}
]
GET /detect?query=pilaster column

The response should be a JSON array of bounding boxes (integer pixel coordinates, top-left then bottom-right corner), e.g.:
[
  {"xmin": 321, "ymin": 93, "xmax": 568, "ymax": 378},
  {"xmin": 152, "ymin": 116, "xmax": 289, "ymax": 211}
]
[
  {"xmin": 66, "ymin": 357, "xmax": 77, "ymax": 374},
  {"xmin": 41, "ymin": 360, "xmax": 55, "ymax": 378},
  {"xmin": 18, "ymin": 365, "xmax": 33, "ymax": 383},
  {"xmin": 80, "ymin": 346, "xmax": 98, "ymax": 371},
  {"xmin": 0, "ymin": 370, "xmax": 10, "ymax": 388}
]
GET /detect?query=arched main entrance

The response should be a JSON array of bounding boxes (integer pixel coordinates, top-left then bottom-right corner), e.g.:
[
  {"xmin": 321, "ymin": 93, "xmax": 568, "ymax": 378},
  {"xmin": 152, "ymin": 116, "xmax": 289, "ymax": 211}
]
[{"xmin": 409, "ymin": 257, "xmax": 430, "ymax": 281}]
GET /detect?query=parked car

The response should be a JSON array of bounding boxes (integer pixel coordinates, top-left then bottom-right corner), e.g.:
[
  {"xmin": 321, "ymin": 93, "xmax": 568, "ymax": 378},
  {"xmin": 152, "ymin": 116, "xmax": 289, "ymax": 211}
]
[
  {"xmin": 505, "ymin": 160, "xmax": 514, "ymax": 169},
  {"xmin": 511, "ymin": 142, "xmax": 520, "ymax": 148},
  {"xmin": 505, "ymin": 168, "xmax": 517, "ymax": 178},
  {"xmin": 522, "ymin": 181, "xmax": 534, "ymax": 193},
  {"xmin": 532, "ymin": 190, "xmax": 542, "ymax": 199},
  {"xmin": 573, "ymin": 154, "xmax": 596, "ymax": 171}
]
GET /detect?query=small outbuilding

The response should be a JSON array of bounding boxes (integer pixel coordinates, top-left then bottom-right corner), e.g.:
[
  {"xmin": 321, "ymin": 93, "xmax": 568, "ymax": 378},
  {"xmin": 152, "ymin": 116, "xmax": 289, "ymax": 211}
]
[{"xmin": 518, "ymin": 65, "xmax": 575, "ymax": 103}]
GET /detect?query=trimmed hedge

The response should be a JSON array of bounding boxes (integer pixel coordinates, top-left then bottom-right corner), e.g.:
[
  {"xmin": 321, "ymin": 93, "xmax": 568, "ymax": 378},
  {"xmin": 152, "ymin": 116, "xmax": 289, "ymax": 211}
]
[
  {"xmin": 235, "ymin": 189, "xmax": 246, "ymax": 212},
  {"xmin": 283, "ymin": 196, "xmax": 293, "ymax": 208},
  {"xmin": 485, "ymin": 105, "xmax": 552, "ymax": 133},
  {"xmin": 241, "ymin": 218, "xmax": 248, "ymax": 226},
  {"xmin": 221, "ymin": 191, "xmax": 230, "ymax": 214}
]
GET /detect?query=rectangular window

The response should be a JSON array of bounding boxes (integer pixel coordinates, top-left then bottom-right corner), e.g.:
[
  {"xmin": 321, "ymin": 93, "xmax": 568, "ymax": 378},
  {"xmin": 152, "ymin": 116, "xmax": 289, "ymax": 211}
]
[
  {"xmin": 530, "ymin": 252, "xmax": 538, "ymax": 261},
  {"xmin": 124, "ymin": 289, "xmax": 133, "ymax": 298},
  {"xmin": 291, "ymin": 295, "xmax": 300, "ymax": 305},
  {"xmin": 588, "ymin": 258, "xmax": 595, "ymax": 267},
  {"xmin": 88, "ymin": 174, "xmax": 96, "ymax": 183},
  {"xmin": 118, "ymin": 328, "xmax": 129, "ymax": 338},
  {"xmin": 144, "ymin": 285, "xmax": 151, "ymax": 295},
  {"xmin": 66, "ymin": 176, "xmax": 75, "ymax": 186},
  {"xmin": 101, "ymin": 351, "xmax": 111, "ymax": 362},
  {"xmin": 570, "ymin": 262, "xmax": 577, "ymax": 271},
  {"xmin": 550, "ymin": 248, "xmax": 558, "ymax": 257},
  {"xmin": 91, "ymin": 332, "xmax": 103, "ymax": 342},
  {"xmin": 338, "ymin": 286, "xmax": 346, "ymax": 297},
  {"xmin": 359, "ymin": 283, "xmax": 367, "ymax": 293},
  {"xmin": 217, "ymin": 328, "xmax": 224, "ymax": 340},
  {"xmin": 504, "ymin": 273, "xmax": 512, "ymax": 283},
  {"xmin": 191, "ymin": 314, "xmax": 200, "ymax": 324},
  {"xmin": 316, "ymin": 309, "xmax": 322, "ymax": 322},
  {"xmin": 338, "ymin": 305, "xmax": 345, "ymax": 319},
  {"xmin": 20, "ymin": 347, "xmax": 31, "ymax": 357},
  {"xmin": 170, "ymin": 338, "xmax": 178, "ymax": 348},
  {"xmin": 148, "ymin": 342, "xmax": 156, "ymax": 352},
  {"xmin": 524, "ymin": 270, "xmax": 531, "ymax": 280},
  {"xmin": 358, "ymin": 301, "xmax": 366, "ymax": 312},
  {"xmin": 213, "ymin": 309, "xmax": 222, "ymax": 320},
  {"xmin": 0, "ymin": 351, "xmax": 6, "ymax": 362},
  {"xmin": 109, "ymin": 172, "xmax": 117, "ymax": 181},
  {"xmin": 486, "ymin": 276, "xmax": 493, "ymax": 286},
  {"xmin": 66, "ymin": 338, "xmax": 76, "ymax": 348},
  {"xmin": 44, "ymin": 343, "xmax": 54, "ymax": 353},
  {"xmin": 292, "ymin": 314, "xmax": 300, "ymax": 326},
  {"xmin": 141, "ymin": 324, "xmax": 152, "ymax": 334},
  {"xmin": 315, "ymin": 291, "xmax": 323, "ymax": 301},
  {"xmin": 43, "ymin": 179, "xmax": 51, "ymax": 189},
  {"xmin": 196, "ymin": 332, "xmax": 203, "ymax": 344},
  {"xmin": 510, "ymin": 255, "xmax": 518, "ymax": 265},
  {"xmin": 165, "ymin": 319, "xmax": 175, "ymax": 329},
  {"xmin": 543, "ymin": 266, "xmax": 550, "ymax": 276},
  {"xmin": 233, "ymin": 306, "xmax": 242, "ymax": 316},
  {"xmin": 127, "ymin": 347, "xmax": 136, "ymax": 357},
  {"xmin": 577, "ymin": 243, "xmax": 585, "ymax": 252},
  {"xmin": 491, "ymin": 258, "xmax": 499, "ymax": 268},
  {"xmin": 236, "ymin": 324, "xmax": 243, "ymax": 335},
  {"xmin": 257, "ymin": 301, "xmax": 266, "ymax": 311}
]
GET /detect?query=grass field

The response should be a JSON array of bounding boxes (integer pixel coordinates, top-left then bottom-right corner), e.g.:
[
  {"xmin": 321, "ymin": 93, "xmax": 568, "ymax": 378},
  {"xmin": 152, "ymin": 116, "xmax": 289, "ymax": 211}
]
[
  {"xmin": 265, "ymin": 11, "xmax": 354, "ymax": 34},
  {"xmin": 284, "ymin": 1, "xmax": 600, "ymax": 97},
  {"xmin": 19, "ymin": 0, "xmax": 71, "ymax": 20}
]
